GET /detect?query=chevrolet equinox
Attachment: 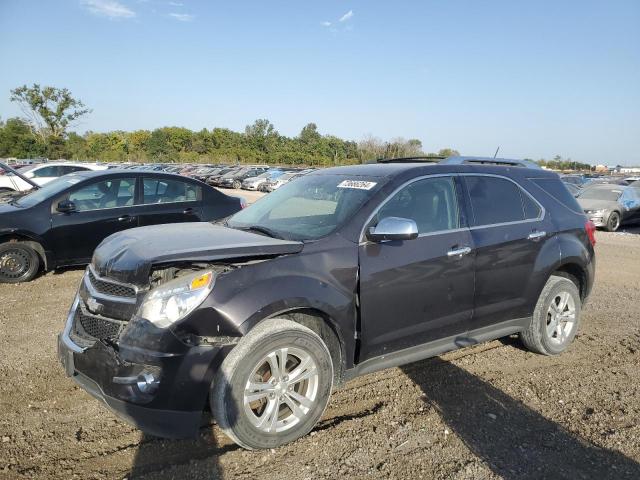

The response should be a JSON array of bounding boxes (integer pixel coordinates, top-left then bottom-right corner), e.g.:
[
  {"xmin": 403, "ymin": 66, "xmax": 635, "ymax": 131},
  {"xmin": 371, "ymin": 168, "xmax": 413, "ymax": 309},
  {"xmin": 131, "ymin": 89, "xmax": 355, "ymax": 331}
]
[{"xmin": 58, "ymin": 157, "xmax": 596, "ymax": 449}]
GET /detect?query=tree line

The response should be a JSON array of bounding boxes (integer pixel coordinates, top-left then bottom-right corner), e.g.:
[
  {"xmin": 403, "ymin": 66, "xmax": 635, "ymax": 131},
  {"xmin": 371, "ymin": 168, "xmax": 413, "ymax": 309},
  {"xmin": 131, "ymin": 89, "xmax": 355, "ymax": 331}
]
[
  {"xmin": 0, "ymin": 84, "xmax": 590, "ymax": 170},
  {"xmin": 0, "ymin": 84, "xmax": 460, "ymax": 166}
]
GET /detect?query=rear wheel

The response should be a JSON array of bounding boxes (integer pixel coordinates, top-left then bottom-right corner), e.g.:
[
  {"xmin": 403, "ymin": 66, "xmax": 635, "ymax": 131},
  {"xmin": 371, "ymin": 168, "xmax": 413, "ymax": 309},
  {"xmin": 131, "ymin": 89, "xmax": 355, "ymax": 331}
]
[
  {"xmin": 0, "ymin": 242, "xmax": 40, "ymax": 283},
  {"xmin": 520, "ymin": 275, "xmax": 581, "ymax": 355},
  {"xmin": 606, "ymin": 211, "xmax": 620, "ymax": 232},
  {"xmin": 232, "ymin": 180, "xmax": 242, "ymax": 190},
  {"xmin": 211, "ymin": 318, "xmax": 333, "ymax": 449}
]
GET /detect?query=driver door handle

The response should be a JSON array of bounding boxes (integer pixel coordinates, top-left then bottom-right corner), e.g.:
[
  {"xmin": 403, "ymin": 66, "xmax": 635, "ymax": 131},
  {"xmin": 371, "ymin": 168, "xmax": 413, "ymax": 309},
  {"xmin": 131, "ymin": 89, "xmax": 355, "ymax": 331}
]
[
  {"xmin": 118, "ymin": 215, "xmax": 135, "ymax": 222},
  {"xmin": 183, "ymin": 207, "xmax": 194, "ymax": 214},
  {"xmin": 447, "ymin": 246, "xmax": 472, "ymax": 257}
]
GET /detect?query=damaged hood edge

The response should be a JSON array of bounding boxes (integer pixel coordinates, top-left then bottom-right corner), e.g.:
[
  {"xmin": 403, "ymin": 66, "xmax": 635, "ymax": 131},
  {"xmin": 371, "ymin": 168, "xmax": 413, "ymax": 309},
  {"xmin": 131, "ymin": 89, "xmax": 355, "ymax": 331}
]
[{"xmin": 92, "ymin": 222, "xmax": 304, "ymax": 285}]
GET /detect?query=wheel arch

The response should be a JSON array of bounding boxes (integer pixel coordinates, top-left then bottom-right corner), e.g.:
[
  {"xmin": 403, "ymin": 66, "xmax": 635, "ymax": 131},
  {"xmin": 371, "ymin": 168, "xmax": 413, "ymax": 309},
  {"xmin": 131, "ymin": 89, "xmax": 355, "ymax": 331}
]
[
  {"xmin": 552, "ymin": 262, "xmax": 589, "ymax": 302},
  {"xmin": 245, "ymin": 307, "xmax": 347, "ymax": 386},
  {"xmin": 0, "ymin": 231, "xmax": 50, "ymax": 271}
]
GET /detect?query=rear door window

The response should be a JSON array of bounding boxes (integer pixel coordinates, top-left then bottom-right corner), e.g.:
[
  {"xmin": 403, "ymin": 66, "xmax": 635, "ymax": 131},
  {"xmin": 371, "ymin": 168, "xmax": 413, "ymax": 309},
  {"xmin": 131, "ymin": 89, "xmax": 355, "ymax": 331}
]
[
  {"xmin": 465, "ymin": 176, "xmax": 539, "ymax": 226},
  {"xmin": 142, "ymin": 177, "xmax": 201, "ymax": 204}
]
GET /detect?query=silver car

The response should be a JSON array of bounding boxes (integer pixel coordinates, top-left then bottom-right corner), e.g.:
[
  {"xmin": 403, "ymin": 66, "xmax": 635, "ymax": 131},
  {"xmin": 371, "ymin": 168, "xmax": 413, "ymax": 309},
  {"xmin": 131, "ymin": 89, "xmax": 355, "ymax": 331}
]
[{"xmin": 577, "ymin": 184, "xmax": 640, "ymax": 231}]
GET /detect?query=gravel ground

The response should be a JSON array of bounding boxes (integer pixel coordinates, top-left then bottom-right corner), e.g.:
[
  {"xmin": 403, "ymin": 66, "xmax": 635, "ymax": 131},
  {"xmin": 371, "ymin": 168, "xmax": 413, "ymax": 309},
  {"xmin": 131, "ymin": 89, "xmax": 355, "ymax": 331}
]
[{"xmin": 1, "ymin": 230, "xmax": 640, "ymax": 480}]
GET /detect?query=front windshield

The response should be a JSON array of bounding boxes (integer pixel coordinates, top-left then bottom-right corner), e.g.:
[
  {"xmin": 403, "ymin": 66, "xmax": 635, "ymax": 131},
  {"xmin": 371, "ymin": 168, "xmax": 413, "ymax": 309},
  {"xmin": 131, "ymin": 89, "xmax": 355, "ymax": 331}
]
[
  {"xmin": 578, "ymin": 187, "xmax": 623, "ymax": 202},
  {"xmin": 14, "ymin": 175, "xmax": 84, "ymax": 208},
  {"xmin": 227, "ymin": 174, "xmax": 384, "ymax": 240}
]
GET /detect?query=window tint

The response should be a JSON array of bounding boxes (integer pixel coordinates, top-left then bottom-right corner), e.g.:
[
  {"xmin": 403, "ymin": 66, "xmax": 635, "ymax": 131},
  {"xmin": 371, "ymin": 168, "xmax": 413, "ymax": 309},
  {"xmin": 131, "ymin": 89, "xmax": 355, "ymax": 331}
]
[
  {"xmin": 532, "ymin": 178, "xmax": 582, "ymax": 213},
  {"xmin": 465, "ymin": 176, "xmax": 532, "ymax": 225},
  {"xmin": 31, "ymin": 166, "xmax": 59, "ymax": 177},
  {"xmin": 61, "ymin": 165, "xmax": 89, "ymax": 174},
  {"xmin": 376, "ymin": 176, "xmax": 460, "ymax": 234},
  {"xmin": 143, "ymin": 178, "xmax": 201, "ymax": 204},
  {"xmin": 68, "ymin": 177, "xmax": 136, "ymax": 211}
]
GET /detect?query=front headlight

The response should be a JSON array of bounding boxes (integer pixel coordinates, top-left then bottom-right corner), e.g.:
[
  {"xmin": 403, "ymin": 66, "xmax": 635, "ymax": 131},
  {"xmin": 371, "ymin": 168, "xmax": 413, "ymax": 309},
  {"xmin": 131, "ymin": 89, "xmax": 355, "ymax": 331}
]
[
  {"xmin": 137, "ymin": 270, "xmax": 214, "ymax": 328},
  {"xmin": 588, "ymin": 209, "xmax": 605, "ymax": 216}
]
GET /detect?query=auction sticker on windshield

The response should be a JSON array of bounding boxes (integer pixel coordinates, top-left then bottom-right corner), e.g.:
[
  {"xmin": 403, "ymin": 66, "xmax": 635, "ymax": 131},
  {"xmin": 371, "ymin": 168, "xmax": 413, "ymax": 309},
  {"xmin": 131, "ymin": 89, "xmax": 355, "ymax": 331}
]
[{"xmin": 337, "ymin": 180, "xmax": 377, "ymax": 190}]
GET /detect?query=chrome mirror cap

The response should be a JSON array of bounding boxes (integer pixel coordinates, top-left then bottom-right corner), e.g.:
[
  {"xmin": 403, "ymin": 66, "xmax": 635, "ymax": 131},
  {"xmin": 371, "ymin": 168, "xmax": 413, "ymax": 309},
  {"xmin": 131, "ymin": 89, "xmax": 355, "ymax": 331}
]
[{"xmin": 367, "ymin": 216, "xmax": 419, "ymax": 242}]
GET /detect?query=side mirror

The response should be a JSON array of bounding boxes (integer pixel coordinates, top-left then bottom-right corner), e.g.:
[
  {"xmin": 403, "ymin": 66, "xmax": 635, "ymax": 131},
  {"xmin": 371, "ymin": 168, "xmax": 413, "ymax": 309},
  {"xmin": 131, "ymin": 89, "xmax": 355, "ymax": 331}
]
[
  {"xmin": 57, "ymin": 200, "xmax": 76, "ymax": 213},
  {"xmin": 367, "ymin": 216, "xmax": 419, "ymax": 242}
]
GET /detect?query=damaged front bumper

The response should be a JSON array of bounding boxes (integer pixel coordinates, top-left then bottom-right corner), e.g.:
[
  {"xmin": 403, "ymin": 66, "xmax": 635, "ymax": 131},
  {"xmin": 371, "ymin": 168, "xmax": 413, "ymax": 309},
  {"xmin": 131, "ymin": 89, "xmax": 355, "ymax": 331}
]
[{"xmin": 57, "ymin": 295, "xmax": 234, "ymax": 439}]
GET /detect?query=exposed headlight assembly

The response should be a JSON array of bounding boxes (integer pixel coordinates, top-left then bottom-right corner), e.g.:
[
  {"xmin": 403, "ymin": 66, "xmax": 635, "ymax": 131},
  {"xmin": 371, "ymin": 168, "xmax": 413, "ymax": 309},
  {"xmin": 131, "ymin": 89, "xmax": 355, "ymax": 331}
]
[{"xmin": 137, "ymin": 270, "xmax": 214, "ymax": 328}]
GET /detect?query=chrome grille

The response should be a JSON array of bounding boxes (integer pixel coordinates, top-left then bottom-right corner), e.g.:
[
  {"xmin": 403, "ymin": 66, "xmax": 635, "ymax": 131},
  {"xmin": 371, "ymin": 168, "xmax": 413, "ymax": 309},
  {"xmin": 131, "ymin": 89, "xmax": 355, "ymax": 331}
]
[{"xmin": 88, "ymin": 269, "xmax": 136, "ymax": 298}]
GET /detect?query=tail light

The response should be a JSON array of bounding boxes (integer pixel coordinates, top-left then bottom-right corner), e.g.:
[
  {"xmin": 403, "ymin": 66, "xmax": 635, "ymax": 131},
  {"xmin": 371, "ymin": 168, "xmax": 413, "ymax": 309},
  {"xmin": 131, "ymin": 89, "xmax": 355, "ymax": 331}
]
[
  {"xmin": 239, "ymin": 197, "xmax": 248, "ymax": 209},
  {"xmin": 585, "ymin": 220, "xmax": 596, "ymax": 246}
]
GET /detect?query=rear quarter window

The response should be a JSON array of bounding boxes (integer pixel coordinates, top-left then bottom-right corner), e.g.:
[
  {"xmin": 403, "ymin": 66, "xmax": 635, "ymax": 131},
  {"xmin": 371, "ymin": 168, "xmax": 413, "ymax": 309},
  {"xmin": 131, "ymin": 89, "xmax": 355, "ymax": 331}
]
[{"xmin": 531, "ymin": 178, "xmax": 583, "ymax": 214}]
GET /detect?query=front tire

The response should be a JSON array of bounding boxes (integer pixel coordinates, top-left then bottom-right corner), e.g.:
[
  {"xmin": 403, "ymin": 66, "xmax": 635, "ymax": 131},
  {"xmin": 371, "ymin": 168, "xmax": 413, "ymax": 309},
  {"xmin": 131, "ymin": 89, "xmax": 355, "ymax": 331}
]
[
  {"xmin": 0, "ymin": 242, "xmax": 40, "ymax": 283},
  {"xmin": 520, "ymin": 275, "xmax": 581, "ymax": 355},
  {"xmin": 606, "ymin": 211, "xmax": 620, "ymax": 232},
  {"xmin": 211, "ymin": 318, "xmax": 333, "ymax": 450}
]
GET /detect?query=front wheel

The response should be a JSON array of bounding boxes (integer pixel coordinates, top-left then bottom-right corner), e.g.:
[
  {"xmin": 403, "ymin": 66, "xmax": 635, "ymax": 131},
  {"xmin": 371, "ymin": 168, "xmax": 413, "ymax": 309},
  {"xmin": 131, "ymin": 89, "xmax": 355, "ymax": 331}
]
[
  {"xmin": 0, "ymin": 242, "xmax": 40, "ymax": 283},
  {"xmin": 606, "ymin": 211, "xmax": 620, "ymax": 232},
  {"xmin": 520, "ymin": 275, "xmax": 581, "ymax": 355},
  {"xmin": 211, "ymin": 318, "xmax": 333, "ymax": 450}
]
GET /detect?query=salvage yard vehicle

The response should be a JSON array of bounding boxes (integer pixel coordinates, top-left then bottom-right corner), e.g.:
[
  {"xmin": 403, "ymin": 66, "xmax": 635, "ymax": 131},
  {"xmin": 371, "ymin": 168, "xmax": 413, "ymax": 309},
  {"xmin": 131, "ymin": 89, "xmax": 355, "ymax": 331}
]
[
  {"xmin": 58, "ymin": 156, "xmax": 595, "ymax": 450},
  {"xmin": 0, "ymin": 170, "xmax": 243, "ymax": 283},
  {"xmin": 0, "ymin": 162, "xmax": 107, "ymax": 192},
  {"xmin": 218, "ymin": 166, "xmax": 270, "ymax": 189},
  {"xmin": 577, "ymin": 183, "xmax": 640, "ymax": 231}
]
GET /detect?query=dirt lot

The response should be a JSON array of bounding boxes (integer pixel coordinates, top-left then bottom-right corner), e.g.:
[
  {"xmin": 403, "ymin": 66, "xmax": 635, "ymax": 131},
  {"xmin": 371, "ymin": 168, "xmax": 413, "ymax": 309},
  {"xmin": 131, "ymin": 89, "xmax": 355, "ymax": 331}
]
[{"xmin": 1, "ymin": 230, "xmax": 640, "ymax": 480}]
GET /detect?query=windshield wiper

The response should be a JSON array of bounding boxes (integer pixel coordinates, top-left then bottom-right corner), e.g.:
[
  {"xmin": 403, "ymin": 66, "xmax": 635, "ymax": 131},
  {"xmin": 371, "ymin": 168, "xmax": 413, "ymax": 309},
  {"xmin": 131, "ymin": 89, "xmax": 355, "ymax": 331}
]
[{"xmin": 243, "ymin": 225, "xmax": 285, "ymax": 239}]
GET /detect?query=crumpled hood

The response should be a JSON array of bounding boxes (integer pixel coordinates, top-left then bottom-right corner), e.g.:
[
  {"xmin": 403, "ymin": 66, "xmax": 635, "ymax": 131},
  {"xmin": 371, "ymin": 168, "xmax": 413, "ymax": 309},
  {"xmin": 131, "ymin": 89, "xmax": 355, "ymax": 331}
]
[
  {"xmin": 92, "ymin": 222, "xmax": 304, "ymax": 285},
  {"xmin": 577, "ymin": 199, "xmax": 617, "ymax": 212}
]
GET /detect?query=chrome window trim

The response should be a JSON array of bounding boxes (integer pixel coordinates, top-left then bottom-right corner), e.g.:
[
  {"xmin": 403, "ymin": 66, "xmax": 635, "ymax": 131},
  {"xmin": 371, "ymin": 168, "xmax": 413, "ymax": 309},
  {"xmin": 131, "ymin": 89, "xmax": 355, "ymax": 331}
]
[{"xmin": 358, "ymin": 172, "xmax": 546, "ymax": 244}]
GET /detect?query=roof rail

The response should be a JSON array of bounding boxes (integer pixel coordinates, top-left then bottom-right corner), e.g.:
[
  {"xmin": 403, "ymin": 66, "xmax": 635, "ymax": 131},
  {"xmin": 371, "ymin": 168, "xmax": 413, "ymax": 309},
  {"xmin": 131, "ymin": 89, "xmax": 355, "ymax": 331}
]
[
  {"xmin": 440, "ymin": 156, "xmax": 542, "ymax": 169},
  {"xmin": 375, "ymin": 156, "xmax": 445, "ymax": 164}
]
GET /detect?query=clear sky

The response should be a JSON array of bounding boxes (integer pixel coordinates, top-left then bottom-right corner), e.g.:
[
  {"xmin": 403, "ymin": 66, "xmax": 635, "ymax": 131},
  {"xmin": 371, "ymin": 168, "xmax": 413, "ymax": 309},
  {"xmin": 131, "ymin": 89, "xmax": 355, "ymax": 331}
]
[{"xmin": 1, "ymin": 0, "xmax": 639, "ymax": 165}]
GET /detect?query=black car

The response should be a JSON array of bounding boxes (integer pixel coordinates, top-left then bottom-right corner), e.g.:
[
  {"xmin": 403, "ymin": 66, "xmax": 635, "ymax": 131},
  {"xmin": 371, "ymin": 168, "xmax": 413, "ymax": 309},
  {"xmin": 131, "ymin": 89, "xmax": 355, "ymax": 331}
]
[
  {"xmin": 58, "ymin": 157, "xmax": 595, "ymax": 449},
  {"xmin": 0, "ymin": 170, "xmax": 243, "ymax": 283}
]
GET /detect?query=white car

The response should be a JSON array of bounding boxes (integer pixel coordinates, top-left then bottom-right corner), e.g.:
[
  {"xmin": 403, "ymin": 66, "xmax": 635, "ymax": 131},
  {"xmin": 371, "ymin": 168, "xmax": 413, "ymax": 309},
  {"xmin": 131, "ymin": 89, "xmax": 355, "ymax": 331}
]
[{"xmin": 0, "ymin": 162, "xmax": 107, "ymax": 192}]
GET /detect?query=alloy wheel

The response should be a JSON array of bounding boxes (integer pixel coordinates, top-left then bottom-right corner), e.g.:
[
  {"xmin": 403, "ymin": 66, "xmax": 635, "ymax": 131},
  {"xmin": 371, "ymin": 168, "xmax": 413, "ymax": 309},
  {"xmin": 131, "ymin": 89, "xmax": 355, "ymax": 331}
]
[
  {"xmin": 243, "ymin": 346, "xmax": 319, "ymax": 433},
  {"xmin": 546, "ymin": 291, "xmax": 576, "ymax": 345}
]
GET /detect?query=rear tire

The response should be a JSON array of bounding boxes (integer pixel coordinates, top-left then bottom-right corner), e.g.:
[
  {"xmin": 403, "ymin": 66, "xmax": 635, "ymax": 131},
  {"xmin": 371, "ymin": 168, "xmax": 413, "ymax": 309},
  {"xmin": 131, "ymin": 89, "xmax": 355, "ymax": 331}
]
[
  {"xmin": 0, "ymin": 242, "xmax": 40, "ymax": 283},
  {"xmin": 606, "ymin": 211, "xmax": 620, "ymax": 232},
  {"xmin": 232, "ymin": 180, "xmax": 242, "ymax": 190},
  {"xmin": 211, "ymin": 318, "xmax": 333, "ymax": 450},
  {"xmin": 520, "ymin": 275, "xmax": 581, "ymax": 355}
]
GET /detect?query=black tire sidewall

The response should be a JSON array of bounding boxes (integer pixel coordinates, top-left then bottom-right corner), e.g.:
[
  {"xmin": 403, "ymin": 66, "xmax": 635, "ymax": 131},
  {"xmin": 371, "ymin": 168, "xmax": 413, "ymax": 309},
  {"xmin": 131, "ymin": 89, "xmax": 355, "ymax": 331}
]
[
  {"xmin": 607, "ymin": 212, "xmax": 620, "ymax": 232},
  {"xmin": 233, "ymin": 180, "xmax": 241, "ymax": 190},
  {"xmin": 535, "ymin": 278, "xmax": 581, "ymax": 355},
  {"xmin": 0, "ymin": 243, "xmax": 40, "ymax": 283},
  {"xmin": 216, "ymin": 327, "xmax": 333, "ymax": 449}
]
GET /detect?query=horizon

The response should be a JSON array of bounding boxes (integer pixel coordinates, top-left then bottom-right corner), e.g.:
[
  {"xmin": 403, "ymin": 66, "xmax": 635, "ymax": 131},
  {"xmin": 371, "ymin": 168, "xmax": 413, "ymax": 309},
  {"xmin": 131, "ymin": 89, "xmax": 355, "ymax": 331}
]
[{"xmin": 1, "ymin": 0, "xmax": 639, "ymax": 165}]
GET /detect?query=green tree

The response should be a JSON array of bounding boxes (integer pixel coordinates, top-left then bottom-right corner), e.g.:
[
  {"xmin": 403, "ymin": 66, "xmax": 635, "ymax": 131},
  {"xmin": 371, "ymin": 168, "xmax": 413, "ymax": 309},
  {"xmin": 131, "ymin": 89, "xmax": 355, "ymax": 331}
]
[
  {"xmin": 0, "ymin": 117, "xmax": 45, "ymax": 158},
  {"xmin": 10, "ymin": 84, "xmax": 91, "ymax": 142}
]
